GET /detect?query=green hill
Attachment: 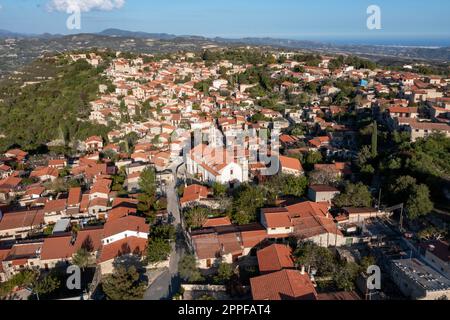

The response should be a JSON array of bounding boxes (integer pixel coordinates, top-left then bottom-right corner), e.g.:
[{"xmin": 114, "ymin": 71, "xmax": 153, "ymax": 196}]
[{"xmin": 0, "ymin": 55, "xmax": 113, "ymax": 153}]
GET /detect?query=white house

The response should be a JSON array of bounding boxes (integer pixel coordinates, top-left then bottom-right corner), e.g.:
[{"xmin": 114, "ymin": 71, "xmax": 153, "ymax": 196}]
[
  {"xmin": 186, "ymin": 144, "xmax": 249, "ymax": 187},
  {"xmin": 101, "ymin": 215, "xmax": 149, "ymax": 245}
]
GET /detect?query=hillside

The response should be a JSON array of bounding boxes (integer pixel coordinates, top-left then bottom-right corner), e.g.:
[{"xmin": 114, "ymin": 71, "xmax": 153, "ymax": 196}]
[
  {"xmin": 0, "ymin": 29, "xmax": 449, "ymax": 80},
  {"xmin": 0, "ymin": 55, "xmax": 113, "ymax": 153}
]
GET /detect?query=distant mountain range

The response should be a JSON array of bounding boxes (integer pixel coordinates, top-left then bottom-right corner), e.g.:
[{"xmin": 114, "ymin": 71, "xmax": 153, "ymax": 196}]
[{"xmin": 0, "ymin": 28, "xmax": 449, "ymax": 65}]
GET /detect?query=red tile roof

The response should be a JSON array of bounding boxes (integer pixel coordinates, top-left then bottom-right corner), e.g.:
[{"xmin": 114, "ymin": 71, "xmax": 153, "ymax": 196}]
[
  {"xmin": 90, "ymin": 179, "xmax": 112, "ymax": 195},
  {"xmin": 107, "ymin": 207, "xmax": 136, "ymax": 221},
  {"xmin": 102, "ymin": 215, "xmax": 149, "ymax": 238},
  {"xmin": 261, "ymin": 201, "xmax": 342, "ymax": 239},
  {"xmin": 5, "ymin": 243, "xmax": 42, "ymax": 261},
  {"xmin": 250, "ymin": 269, "xmax": 317, "ymax": 300},
  {"xmin": 73, "ymin": 227, "xmax": 103, "ymax": 252},
  {"xmin": 0, "ymin": 248, "xmax": 10, "ymax": 272},
  {"xmin": 30, "ymin": 167, "xmax": 59, "ymax": 179},
  {"xmin": 86, "ymin": 136, "xmax": 103, "ymax": 143},
  {"xmin": 67, "ymin": 187, "xmax": 82, "ymax": 206},
  {"xmin": 0, "ymin": 210, "xmax": 45, "ymax": 231},
  {"xmin": 0, "ymin": 176, "xmax": 22, "ymax": 191},
  {"xmin": 40, "ymin": 236, "xmax": 74, "ymax": 260},
  {"xmin": 43, "ymin": 199, "xmax": 67, "ymax": 213},
  {"xmin": 257, "ymin": 244, "xmax": 294, "ymax": 273},
  {"xmin": 89, "ymin": 197, "xmax": 108, "ymax": 208},
  {"xmin": 279, "ymin": 156, "xmax": 303, "ymax": 172},
  {"xmin": 180, "ymin": 184, "xmax": 210, "ymax": 204},
  {"xmin": 25, "ymin": 187, "xmax": 45, "ymax": 197},
  {"xmin": 239, "ymin": 224, "xmax": 267, "ymax": 248},
  {"xmin": 98, "ymin": 236, "xmax": 147, "ymax": 263},
  {"xmin": 388, "ymin": 106, "xmax": 418, "ymax": 114},
  {"xmin": 191, "ymin": 233, "xmax": 221, "ymax": 260},
  {"xmin": 203, "ymin": 217, "xmax": 232, "ymax": 228}
]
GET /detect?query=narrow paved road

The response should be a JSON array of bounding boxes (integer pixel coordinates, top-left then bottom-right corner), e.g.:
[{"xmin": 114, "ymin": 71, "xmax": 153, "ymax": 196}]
[{"xmin": 144, "ymin": 162, "xmax": 185, "ymax": 300}]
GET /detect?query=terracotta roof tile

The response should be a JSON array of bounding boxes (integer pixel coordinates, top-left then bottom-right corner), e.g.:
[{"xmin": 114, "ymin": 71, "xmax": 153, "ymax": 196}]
[
  {"xmin": 250, "ymin": 269, "xmax": 317, "ymax": 300},
  {"xmin": 0, "ymin": 210, "xmax": 44, "ymax": 231},
  {"xmin": 67, "ymin": 187, "xmax": 82, "ymax": 206},
  {"xmin": 40, "ymin": 236, "xmax": 74, "ymax": 260},
  {"xmin": 257, "ymin": 244, "xmax": 294, "ymax": 273},
  {"xmin": 98, "ymin": 236, "xmax": 147, "ymax": 263},
  {"xmin": 203, "ymin": 217, "xmax": 232, "ymax": 228},
  {"xmin": 102, "ymin": 215, "xmax": 149, "ymax": 238}
]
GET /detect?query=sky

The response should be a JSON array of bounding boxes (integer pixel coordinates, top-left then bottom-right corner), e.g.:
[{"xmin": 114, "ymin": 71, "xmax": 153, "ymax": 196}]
[{"xmin": 0, "ymin": 0, "xmax": 449, "ymax": 46}]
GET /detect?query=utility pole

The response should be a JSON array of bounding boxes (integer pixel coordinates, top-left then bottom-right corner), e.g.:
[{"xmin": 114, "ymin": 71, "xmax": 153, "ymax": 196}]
[
  {"xmin": 399, "ymin": 204, "xmax": 404, "ymax": 232},
  {"xmin": 335, "ymin": 222, "xmax": 338, "ymax": 247},
  {"xmin": 377, "ymin": 188, "xmax": 382, "ymax": 210}
]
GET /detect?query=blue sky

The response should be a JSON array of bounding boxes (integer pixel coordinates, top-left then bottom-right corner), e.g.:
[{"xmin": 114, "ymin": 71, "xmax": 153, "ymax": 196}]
[{"xmin": 0, "ymin": 0, "xmax": 449, "ymax": 45}]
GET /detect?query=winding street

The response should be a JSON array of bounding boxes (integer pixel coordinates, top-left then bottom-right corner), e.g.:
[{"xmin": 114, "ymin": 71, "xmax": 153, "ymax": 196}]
[{"xmin": 144, "ymin": 161, "xmax": 186, "ymax": 300}]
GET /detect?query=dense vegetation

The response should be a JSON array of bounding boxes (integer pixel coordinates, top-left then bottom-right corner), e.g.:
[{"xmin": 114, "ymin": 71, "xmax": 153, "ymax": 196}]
[{"xmin": 0, "ymin": 56, "xmax": 113, "ymax": 153}]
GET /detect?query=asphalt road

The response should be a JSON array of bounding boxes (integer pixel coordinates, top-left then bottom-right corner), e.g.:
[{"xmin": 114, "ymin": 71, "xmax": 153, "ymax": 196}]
[{"xmin": 144, "ymin": 162, "xmax": 185, "ymax": 300}]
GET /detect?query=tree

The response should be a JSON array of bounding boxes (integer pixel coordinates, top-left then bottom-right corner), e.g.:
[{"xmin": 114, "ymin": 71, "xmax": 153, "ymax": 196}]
[
  {"xmin": 0, "ymin": 58, "xmax": 108, "ymax": 151},
  {"xmin": 185, "ymin": 207, "xmax": 209, "ymax": 229},
  {"xmin": 137, "ymin": 193, "xmax": 156, "ymax": 220},
  {"xmin": 283, "ymin": 175, "xmax": 308, "ymax": 197},
  {"xmin": 102, "ymin": 266, "xmax": 146, "ymax": 300},
  {"xmin": 139, "ymin": 167, "xmax": 157, "ymax": 198},
  {"xmin": 333, "ymin": 182, "xmax": 373, "ymax": 208},
  {"xmin": 359, "ymin": 256, "xmax": 376, "ymax": 274},
  {"xmin": 233, "ymin": 185, "xmax": 265, "ymax": 225},
  {"xmin": 150, "ymin": 224, "xmax": 176, "ymax": 241},
  {"xmin": 308, "ymin": 169, "xmax": 339, "ymax": 186},
  {"xmin": 304, "ymin": 151, "xmax": 323, "ymax": 171},
  {"xmin": 357, "ymin": 145, "xmax": 373, "ymax": 168},
  {"xmin": 269, "ymin": 174, "xmax": 308, "ymax": 198},
  {"xmin": 178, "ymin": 255, "xmax": 204, "ymax": 283},
  {"xmin": 291, "ymin": 126, "xmax": 305, "ymax": 137},
  {"xmin": 33, "ymin": 274, "xmax": 61, "ymax": 296},
  {"xmin": 417, "ymin": 226, "xmax": 445, "ymax": 241},
  {"xmin": 0, "ymin": 269, "xmax": 37, "ymax": 298},
  {"xmin": 72, "ymin": 248, "xmax": 90, "ymax": 271},
  {"xmin": 389, "ymin": 176, "xmax": 417, "ymax": 199},
  {"xmin": 371, "ymin": 121, "xmax": 378, "ymax": 158},
  {"xmin": 333, "ymin": 262, "xmax": 359, "ymax": 291},
  {"xmin": 388, "ymin": 176, "xmax": 434, "ymax": 219},
  {"xmin": 212, "ymin": 182, "xmax": 227, "ymax": 197},
  {"xmin": 294, "ymin": 242, "xmax": 335, "ymax": 276},
  {"xmin": 146, "ymin": 238, "xmax": 171, "ymax": 264},
  {"xmin": 406, "ymin": 184, "xmax": 434, "ymax": 220},
  {"xmin": 214, "ymin": 263, "xmax": 234, "ymax": 284}
]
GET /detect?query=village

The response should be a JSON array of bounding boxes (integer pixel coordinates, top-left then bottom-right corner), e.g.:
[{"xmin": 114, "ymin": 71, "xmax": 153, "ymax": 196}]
[{"xmin": 1, "ymin": 48, "xmax": 450, "ymax": 301}]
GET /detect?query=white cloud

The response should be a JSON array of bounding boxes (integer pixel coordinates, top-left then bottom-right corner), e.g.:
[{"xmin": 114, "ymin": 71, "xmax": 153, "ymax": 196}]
[{"xmin": 48, "ymin": 0, "xmax": 125, "ymax": 13}]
